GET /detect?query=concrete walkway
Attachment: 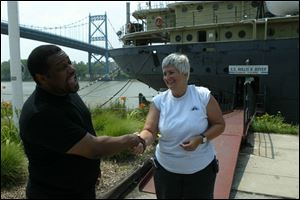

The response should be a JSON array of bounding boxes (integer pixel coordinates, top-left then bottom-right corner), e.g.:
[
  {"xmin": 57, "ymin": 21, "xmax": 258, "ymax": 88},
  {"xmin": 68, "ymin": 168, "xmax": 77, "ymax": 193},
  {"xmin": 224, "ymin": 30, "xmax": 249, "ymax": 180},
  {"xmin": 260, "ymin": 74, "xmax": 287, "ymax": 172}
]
[
  {"xmin": 231, "ymin": 132, "xmax": 299, "ymax": 199},
  {"xmin": 125, "ymin": 132, "xmax": 299, "ymax": 199}
]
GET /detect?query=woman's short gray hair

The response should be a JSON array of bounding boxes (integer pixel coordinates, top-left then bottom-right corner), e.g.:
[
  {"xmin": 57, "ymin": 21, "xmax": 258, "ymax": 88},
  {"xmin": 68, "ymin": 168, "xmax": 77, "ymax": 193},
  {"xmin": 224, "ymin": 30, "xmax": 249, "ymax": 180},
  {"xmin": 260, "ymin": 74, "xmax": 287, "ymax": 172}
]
[{"xmin": 162, "ymin": 53, "xmax": 190, "ymax": 81}]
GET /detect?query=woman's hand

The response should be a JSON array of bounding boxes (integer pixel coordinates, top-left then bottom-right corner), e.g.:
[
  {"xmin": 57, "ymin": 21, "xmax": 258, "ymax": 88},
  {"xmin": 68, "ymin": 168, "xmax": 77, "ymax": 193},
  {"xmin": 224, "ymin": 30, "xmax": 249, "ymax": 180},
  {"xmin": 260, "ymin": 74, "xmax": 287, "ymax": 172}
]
[
  {"xmin": 132, "ymin": 142, "xmax": 145, "ymax": 154},
  {"xmin": 180, "ymin": 136, "xmax": 201, "ymax": 151}
]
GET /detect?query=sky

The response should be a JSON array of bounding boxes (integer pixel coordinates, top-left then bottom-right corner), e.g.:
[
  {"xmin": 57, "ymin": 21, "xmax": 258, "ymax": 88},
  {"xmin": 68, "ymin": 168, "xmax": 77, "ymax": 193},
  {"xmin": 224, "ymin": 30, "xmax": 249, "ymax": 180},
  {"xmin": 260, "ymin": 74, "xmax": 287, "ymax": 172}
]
[{"xmin": 1, "ymin": 1, "xmax": 146, "ymax": 63}]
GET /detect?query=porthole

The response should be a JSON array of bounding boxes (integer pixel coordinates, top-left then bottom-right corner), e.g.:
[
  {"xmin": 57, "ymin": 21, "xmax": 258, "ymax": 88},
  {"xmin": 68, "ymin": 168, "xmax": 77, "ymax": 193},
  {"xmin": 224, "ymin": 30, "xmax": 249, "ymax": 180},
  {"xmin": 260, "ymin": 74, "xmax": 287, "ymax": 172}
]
[
  {"xmin": 238, "ymin": 30, "xmax": 246, "ymax": 38},
  {"xmin": 197, "ymin": 5, "xmax": 203, "ymax": 12},
  {"xmin": 175, "ymin": 35, "xmax": 182, "ymax": 42},
  {"xmin": 225, "ymin": 31, "xmax": 232, "ymax": 39},
  {"xmin": 186, "ymin": 34, "xmax": 193, "ymax": 41},
  {"xmin": 227, "ymin": 3, "xmax": 233, "ymax": 10},
  {"xmin": 213, "ymin": 3, "xmax": 219, "ymax": 11},
  {"xmin": 206, "ymin": 68, "xmax": 211, "ymax": 73},
  {"xmin": 182, "ymin": 6, "xmax": 188, "ymax": 12}
]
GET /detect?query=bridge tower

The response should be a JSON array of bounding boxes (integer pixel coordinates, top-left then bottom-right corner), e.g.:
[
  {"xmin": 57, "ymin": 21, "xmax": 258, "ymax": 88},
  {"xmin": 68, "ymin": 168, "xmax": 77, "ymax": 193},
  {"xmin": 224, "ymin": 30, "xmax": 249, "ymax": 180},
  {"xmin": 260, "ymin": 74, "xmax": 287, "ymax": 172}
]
[{"xmin": 88, "ymin": 13, "xmax": 109, "ymax": 80}]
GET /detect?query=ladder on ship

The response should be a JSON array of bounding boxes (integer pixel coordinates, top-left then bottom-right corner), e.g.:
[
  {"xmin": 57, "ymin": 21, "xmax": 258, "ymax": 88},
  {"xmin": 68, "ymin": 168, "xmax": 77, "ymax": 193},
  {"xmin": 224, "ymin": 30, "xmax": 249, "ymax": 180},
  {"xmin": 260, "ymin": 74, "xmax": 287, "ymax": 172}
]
[{"xmin": 255, "ymin": 85, "xmax": 267, "ymax": 115}]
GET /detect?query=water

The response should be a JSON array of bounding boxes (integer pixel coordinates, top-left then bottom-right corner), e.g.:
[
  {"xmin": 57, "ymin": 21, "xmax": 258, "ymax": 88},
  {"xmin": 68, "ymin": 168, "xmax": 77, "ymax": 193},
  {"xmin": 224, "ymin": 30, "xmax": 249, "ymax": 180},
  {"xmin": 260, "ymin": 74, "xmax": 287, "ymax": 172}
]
[{"xmin": 1, "ymin": 80, "xmax": 159, "ymax": 109}]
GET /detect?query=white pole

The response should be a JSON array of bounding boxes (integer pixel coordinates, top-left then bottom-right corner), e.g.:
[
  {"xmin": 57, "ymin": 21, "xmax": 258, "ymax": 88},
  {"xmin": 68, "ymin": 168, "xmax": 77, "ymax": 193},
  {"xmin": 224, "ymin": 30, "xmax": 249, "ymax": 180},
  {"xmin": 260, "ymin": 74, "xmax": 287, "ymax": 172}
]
[{"xmin": 7, "ymin": 1, "xmax": 23, "ymax": 129}]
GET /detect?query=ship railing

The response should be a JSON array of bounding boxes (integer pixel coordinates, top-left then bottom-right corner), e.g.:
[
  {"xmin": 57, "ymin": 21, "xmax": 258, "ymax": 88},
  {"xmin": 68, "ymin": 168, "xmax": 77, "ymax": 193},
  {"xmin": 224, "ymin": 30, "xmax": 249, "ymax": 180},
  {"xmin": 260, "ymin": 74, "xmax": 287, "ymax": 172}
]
[
  {"xmin": 212, "ymin": 90, "xmax": 235, "ymax": 114},
  {"xmin": 176, "ymin": 6, "xmax": 258, "ymax": 26},
  {"xmin": 243, "ymin": 80, "xmax": 256, "ymax": 140},
  {"xmin": 128, "ymin": 4, "xmax": 261, "ymax": 34},
  {"xmin": 136, "ymin": 1, "xmax": 170, "ymax": 11}
]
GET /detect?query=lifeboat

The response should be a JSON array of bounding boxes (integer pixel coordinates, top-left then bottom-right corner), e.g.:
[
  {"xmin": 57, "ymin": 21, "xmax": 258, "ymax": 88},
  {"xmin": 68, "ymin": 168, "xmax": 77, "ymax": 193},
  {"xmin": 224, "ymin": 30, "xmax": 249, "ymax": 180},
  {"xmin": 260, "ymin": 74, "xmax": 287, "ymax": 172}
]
[{"xmin": 265, "ymin": 1, "xmax": 299, "ymax": 16}]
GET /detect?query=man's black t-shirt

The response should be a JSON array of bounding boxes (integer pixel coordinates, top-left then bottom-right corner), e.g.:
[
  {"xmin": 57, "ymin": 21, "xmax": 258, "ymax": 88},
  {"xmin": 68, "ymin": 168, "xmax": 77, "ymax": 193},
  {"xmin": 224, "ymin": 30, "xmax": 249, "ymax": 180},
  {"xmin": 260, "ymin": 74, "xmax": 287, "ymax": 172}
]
[{"xmin": 19, "ymin": 86, "xmax": 100, "ymax": 198}]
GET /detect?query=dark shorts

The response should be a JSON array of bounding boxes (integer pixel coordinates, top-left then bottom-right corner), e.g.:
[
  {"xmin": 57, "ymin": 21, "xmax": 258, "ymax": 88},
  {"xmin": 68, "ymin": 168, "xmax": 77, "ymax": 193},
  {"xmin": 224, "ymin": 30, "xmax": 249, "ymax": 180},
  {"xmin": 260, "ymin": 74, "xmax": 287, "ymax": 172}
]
[{"xmin": 153, "ymin": 157, "xmax": 219, "ymax": 199}]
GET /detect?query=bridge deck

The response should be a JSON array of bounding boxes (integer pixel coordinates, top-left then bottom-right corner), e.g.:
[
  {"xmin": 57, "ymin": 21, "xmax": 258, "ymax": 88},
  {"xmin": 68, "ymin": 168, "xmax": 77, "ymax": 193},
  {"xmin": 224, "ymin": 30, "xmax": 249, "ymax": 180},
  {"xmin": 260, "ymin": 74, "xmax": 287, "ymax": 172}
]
[{"xmin": 139, "ymin": 110, "xmax": 245, "ymax": 199}]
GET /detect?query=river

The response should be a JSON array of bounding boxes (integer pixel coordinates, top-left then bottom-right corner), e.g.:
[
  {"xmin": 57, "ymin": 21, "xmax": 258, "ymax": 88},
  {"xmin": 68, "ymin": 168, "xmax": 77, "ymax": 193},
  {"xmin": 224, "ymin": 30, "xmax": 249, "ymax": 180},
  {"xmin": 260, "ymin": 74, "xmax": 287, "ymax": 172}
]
[{"xmin": 1, "ymin": 80, "xmax": 159, "ymax": 109}]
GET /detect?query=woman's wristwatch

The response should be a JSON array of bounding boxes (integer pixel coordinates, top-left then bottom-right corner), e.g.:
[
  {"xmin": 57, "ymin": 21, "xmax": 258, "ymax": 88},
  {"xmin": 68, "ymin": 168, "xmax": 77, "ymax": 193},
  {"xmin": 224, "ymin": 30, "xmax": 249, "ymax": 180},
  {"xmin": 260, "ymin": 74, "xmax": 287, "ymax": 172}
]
[{"xmin": 200, "ymin": 134, "xmax": 207, "ymax": 144}]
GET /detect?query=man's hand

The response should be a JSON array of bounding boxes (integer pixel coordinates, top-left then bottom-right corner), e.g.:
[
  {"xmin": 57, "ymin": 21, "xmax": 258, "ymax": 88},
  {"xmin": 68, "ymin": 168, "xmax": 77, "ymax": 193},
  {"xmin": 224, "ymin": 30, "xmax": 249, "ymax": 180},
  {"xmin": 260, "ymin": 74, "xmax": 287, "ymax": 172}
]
[
  {"xmin": 124, "ymin": 133, "xmax": 141, "ymax": 148},
  {"xmin": 131, "ymin": 133, "xmax": 146, "ymax": 154}
]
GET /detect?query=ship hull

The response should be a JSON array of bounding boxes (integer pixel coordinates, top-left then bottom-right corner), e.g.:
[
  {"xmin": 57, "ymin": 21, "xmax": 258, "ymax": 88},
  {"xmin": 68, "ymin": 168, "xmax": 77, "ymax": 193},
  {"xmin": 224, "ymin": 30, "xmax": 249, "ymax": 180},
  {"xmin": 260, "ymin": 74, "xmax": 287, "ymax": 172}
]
[{"xmin": 109, "ymin": 38, "xmax": 299, "ymax": 123}]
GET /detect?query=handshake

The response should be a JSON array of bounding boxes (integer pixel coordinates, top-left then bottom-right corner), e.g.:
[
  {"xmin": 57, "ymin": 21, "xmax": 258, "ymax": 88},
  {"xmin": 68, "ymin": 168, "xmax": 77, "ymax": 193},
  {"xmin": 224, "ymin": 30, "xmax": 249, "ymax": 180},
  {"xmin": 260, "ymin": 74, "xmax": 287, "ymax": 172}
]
[{"xmin": 126, "ymin": 132, "xmax": 147, "ymax": 154}]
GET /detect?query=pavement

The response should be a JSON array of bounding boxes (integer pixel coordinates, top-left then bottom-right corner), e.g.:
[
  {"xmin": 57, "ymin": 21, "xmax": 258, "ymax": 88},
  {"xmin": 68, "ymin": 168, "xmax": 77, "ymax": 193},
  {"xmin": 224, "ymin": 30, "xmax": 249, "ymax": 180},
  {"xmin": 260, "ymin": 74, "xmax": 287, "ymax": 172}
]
[
  {"xmin": 231, "ymin": 132, "xmax": 299, "ymax": 199},
  {"xmin": 125, "ymin": 132, "xmax": 299, "ymax": 199}
]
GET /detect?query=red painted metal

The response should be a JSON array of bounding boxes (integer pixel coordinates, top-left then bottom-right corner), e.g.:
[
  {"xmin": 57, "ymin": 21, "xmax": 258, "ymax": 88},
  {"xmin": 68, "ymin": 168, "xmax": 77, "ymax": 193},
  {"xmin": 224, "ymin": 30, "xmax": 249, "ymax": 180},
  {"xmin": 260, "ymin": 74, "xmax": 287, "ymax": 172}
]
[
  {"xmin": 138, "ymin": 168, "xmax": 155, "ymax": 194},
  {"xmin": 139, "ymin": 110, "xmax": 244, "ymax": 199}
]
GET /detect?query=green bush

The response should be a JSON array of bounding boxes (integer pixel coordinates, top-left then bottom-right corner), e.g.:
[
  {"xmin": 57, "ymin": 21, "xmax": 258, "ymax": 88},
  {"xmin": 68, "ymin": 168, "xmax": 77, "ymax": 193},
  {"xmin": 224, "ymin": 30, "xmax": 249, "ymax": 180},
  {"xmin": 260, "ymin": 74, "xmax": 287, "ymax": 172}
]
[
  {"xmin": 1, "ymin": 141, "xmax": 27, "ymax": 188},
  {"xmin": 1, "ymin": 119, "xmax": 20, "ymax": 144},
  {"xmin": 107, "ymin": 97, "xmax": 127, "ymax": 118},
  {"xmin": 1, "ymin": 101, "xmax": 27, "ymax": 188},
  {"xmin": 251, "ymin": 112, "xmax": 299, "ymax": 135},
  {"xmin": 93, "ymin": 111, "xmax": 143, "ymax": 137},
  {"xmin": 1, "ymin": 101, "xmax": 21, "ymax": 144},
  {"xmin": 1, "ymin": 101, "xmax": 13, "ymax": 118},
  {"xmin": 92, "ymin": 107, "xmax": 145, "ymax": 161},
  {"xmin": 127, "ymin": 106, "xmax": 149, "ymax": 122}
]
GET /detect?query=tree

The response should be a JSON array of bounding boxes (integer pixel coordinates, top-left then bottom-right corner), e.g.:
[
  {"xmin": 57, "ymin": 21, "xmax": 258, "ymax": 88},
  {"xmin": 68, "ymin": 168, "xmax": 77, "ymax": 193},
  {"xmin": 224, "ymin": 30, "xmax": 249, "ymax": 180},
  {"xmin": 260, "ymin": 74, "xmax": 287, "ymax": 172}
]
[
  {"xmin": 1, "ymin": 61, "xmax": 11, "ymax": 81},
  {"xmin": 1, "ymin": 60, "xmax": 33, "ymax": 81},
  {"xmin": 73, "ymin": 61, "xmax": 88, "ymax": 81}
]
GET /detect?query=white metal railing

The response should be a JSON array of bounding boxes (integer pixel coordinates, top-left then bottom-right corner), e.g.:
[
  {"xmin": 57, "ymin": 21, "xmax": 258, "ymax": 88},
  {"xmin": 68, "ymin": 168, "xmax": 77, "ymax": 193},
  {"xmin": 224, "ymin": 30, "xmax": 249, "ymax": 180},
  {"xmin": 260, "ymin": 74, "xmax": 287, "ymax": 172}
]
[{"xmin": 136, "ymin": 1, "xmax": 170, "ymax": 11}]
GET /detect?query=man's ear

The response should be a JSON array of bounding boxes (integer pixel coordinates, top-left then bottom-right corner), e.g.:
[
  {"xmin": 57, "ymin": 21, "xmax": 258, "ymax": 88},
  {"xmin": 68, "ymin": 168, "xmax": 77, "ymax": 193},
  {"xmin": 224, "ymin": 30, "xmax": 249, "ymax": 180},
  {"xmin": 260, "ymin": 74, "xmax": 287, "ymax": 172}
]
[{"xmin": 35, "ymin": 74, "xmax": 48, "ymax": 85}]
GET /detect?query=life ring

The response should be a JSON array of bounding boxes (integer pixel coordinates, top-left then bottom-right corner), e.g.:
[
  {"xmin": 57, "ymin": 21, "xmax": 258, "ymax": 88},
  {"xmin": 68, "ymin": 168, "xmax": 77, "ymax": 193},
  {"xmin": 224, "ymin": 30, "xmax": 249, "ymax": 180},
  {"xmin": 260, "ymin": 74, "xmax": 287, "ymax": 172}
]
[{"xmin": 155, "ymin": 16, "xmax": 163, "ymax": 28}]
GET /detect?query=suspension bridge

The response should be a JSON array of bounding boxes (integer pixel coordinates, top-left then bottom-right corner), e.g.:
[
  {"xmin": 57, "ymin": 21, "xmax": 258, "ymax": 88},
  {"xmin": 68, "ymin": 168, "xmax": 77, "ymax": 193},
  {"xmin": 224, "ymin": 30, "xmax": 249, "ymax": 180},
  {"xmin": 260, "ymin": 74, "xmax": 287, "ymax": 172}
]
[
  {"xmin": 1, "ymin": 12, "xmax": 151, "ymax": 107},
  {"xmin": 1, "ymin": 13, "xmax": 123, "ymax": 78}
]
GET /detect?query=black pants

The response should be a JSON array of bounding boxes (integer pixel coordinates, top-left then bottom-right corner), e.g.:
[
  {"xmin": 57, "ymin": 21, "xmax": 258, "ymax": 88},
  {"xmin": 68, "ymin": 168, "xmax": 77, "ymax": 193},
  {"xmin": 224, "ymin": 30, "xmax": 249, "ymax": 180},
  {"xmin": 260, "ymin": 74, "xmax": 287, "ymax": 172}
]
[
  {"xmin": 26, "ymin": 179, "xmax": 96, "ymax": 199},
  {"xmin": 153, "ymin": 158, "xmax": 218, "ymax": 199}
]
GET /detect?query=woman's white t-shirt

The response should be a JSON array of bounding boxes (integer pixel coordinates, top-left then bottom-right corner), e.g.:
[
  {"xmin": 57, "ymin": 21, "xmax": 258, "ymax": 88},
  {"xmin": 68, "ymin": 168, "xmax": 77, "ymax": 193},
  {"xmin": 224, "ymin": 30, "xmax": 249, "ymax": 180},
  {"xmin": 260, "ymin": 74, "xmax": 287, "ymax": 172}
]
[{"xmin": 153, "ymin": 85, "xmax": 216, "ymax": 174}]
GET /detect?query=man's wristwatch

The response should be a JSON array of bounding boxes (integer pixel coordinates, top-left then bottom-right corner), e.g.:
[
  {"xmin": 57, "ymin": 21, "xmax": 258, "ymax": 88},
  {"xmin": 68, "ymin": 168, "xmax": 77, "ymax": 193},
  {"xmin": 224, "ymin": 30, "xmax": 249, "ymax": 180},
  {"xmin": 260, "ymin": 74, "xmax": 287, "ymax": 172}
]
[{"xmin": 201, "ymin": 134, "xmax": 207, "ymax": 144}]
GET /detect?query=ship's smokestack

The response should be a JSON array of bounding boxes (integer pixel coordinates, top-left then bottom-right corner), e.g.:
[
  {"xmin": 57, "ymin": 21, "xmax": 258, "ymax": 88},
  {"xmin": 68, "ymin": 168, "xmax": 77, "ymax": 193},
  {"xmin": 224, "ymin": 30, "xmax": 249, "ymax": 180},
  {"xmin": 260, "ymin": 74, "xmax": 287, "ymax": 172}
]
[{"xmin": 126, "ymin": 2, "xmax": 130, "ymax": 24}]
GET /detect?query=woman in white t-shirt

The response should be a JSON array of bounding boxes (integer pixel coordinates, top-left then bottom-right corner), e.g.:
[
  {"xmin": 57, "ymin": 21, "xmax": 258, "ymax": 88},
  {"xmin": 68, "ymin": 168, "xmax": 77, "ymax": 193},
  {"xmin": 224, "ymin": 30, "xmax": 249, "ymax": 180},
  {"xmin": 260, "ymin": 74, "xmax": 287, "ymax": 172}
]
[{"xmin": 134, "ymin": 53, "xmax": 225, "ymax": 199}]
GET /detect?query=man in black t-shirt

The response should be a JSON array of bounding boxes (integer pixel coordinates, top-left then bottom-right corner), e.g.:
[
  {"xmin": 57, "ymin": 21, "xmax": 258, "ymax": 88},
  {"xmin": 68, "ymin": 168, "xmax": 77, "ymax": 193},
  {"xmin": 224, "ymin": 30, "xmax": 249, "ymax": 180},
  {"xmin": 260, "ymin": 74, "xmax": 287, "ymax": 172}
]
[{"xmin": 19, "ymin": 45, "xmax": 144, "ymax": 198}]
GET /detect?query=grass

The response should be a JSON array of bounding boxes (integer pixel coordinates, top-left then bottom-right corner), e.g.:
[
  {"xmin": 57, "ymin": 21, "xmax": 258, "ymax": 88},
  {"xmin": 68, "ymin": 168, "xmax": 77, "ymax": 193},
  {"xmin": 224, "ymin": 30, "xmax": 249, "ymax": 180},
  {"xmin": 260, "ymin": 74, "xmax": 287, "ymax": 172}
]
[
  {"xmin": 92, "ymin": 98, "xmax": 145, "ymax": 137},
  {"xmin": 1, "ymin": 101, "xmax": 27, "ymax": 188},
  {"xmin": 93, "ymin": 111, "xmax": 143, "ymax": 137},
  {"xmin": 250, "ymin": 112, "xmax": 299, "ymax": 135},
  {"xmin": 92, "ymin": 99, "xmax": 147, "ymax": 161},
  {"xmin": 1, "ymin": 141, "xmax": 27, "ymax": 188}
]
